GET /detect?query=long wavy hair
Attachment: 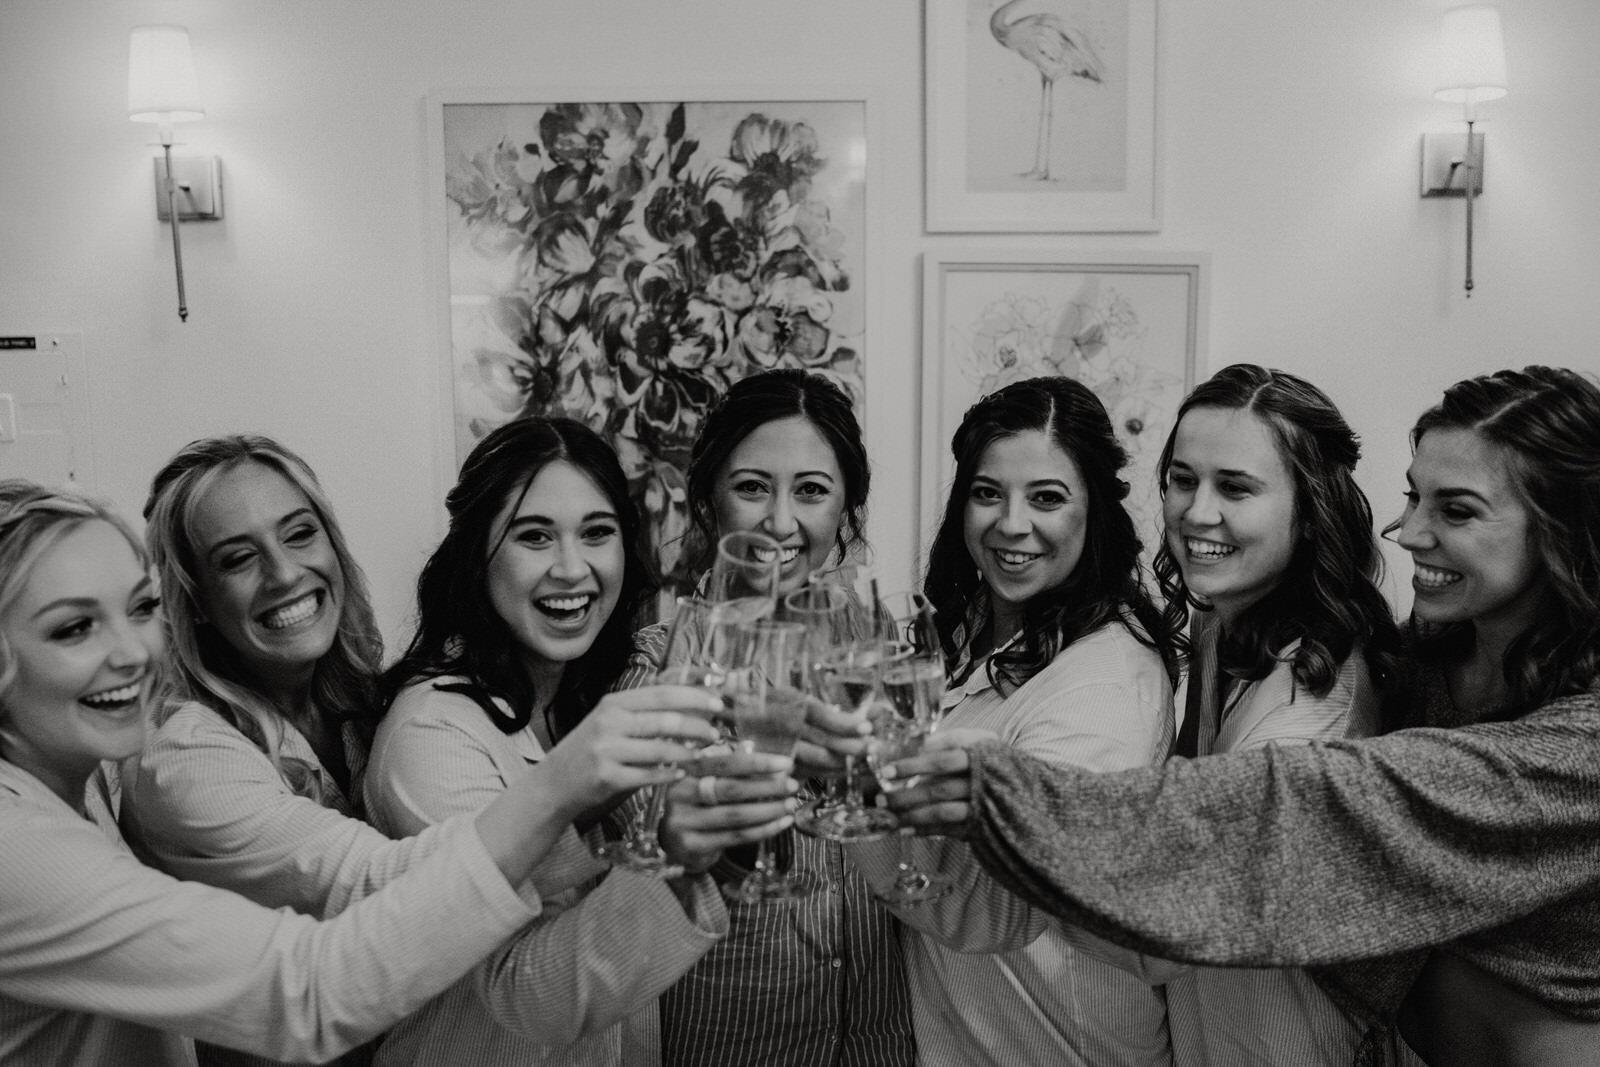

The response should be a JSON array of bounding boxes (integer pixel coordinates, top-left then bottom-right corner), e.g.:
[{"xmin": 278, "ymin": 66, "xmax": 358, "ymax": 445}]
[
  {"xmin": 143, "ymin": 436, "xmax": 383, "ymax": 799},
  {"xmin": 1152, "ymin": 364, "xmax": 1398, "ymax": 697},
  {"xmin": 381, "ymin": 416, "xmax": 653, "ymax": 740},
  {"xmin": 684, "ymin": 369, "xmax": 870, "ymax": 576},
  {"xmin": 1397, "ymin": 365, "xmax": 1600, "ymax": 713},
  {"xmin": 923, "ymin": 376, "xmax": 1177, "ymax": 693},
  {"xmin": 0, "ymin": 480, "xmax": 150, "ymax": 700}
]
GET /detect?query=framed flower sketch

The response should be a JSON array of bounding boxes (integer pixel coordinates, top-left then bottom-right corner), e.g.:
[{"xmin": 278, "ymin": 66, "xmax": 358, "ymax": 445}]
[
  {"xmin": 920, "ymin": 251, "xmax": 1207, "ymax": 556},
  {"xmin": 428, "ymin": 90, "xmax": 870, "ymax": 595},
  {"xmin": 925, "ymin": 0, "xmax": 1160, "ymax": 232}
]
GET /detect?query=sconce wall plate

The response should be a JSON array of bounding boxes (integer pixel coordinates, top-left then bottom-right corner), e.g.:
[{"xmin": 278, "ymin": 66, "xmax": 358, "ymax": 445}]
[
  {"xmin": 153, "ymin": 155, "xmax": 223, "ymax": 220},
  {"xmin": 1420, "ymin": 131, "xmax": 1484, "ymax": 198}
]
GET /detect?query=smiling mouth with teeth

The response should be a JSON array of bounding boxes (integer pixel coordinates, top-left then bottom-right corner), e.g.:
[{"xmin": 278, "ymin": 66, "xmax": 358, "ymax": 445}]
[
  {"xmin": 260, "ymin": 592, "xmax": 321, "ymax": 631},
  {"xmin": 751, "ymin": 545, "xmax": 803, "ymax": 567},
  {"xmin": 1413, "ymin": 564, "xmax": 1462, "ymax": 590},
  {"xmin": 537, "ymin": 594, "xmax": 594, "ymax": 619},
  {"xmin": 993, "ymin": 549, "xmax": 1040, "ymax": 566},
  {"xmin": 1184, "ymin": 538, "xmax": 1236, "ymax": 561},
  {"xmin": 80, "ymin": 682, "xmax": 143, "ymax": 710}
]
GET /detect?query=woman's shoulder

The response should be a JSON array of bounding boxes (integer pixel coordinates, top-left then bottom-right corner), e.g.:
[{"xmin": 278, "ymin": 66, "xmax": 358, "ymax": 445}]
[
  {"xmin": 1003, "ymin": 615, "xmax": 1171, "ymax": 708},
  {"xmin": 381, "ymin": 675, "xmax": 499, "ymax": 732}
]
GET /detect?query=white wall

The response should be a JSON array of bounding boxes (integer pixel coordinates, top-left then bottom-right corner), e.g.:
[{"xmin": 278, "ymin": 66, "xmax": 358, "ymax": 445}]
[{"xmin": 3, "ymin": 0, "xmax": 1598, "ymax": 646}]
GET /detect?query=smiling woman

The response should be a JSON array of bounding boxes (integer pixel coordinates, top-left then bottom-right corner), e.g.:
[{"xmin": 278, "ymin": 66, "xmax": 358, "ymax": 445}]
[
  {"xmin": 859, "ymin": 374, "xmax": 1181, "ymax": 1067},
  {"xmin": 0, "ymin": 479, "xmax": 629, "ymax": 1066},
  {"xmin": 365, "ymin": 415, "xmax": 789, "ymax": 1066}
]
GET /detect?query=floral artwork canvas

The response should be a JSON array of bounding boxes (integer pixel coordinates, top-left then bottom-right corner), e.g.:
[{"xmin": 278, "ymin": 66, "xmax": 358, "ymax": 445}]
[
  {"xmin": 922, "ymin": 254, "xmax": 1205, "ymax": 560},
  {"xmin": 438, "ymin": 98, "xmax": 867, "ymax": 594}
]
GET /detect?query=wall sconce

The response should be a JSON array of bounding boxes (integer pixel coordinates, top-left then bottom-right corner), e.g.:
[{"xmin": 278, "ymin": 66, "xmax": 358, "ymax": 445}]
[
  {"xmin": 1420, "ymin": 4, "xmax": 1507, "ymax": 297},
  {"xmin": 128, "ymin": 25, "xmax": 222, "ymax": 323}
]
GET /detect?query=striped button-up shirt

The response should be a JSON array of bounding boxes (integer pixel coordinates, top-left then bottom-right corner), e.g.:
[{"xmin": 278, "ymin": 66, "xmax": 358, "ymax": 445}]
[{"xmin": 620, "ymin": 623, "xmax": 916, "ymax": 1067}]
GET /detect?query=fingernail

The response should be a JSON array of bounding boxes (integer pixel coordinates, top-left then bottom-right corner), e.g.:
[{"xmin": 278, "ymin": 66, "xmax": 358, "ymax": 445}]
[
  {"xmin": 784, "ymin": 777, "xmax": 800, "ymax": 792},
  {"xmin": 674, "ymin": 768, "xmax": 687, "ymax": 780},
  {"xmin": 897, "ymin": 826, "xmax": 917, "ymax": 837},
  {"xmin": 706, "ymin": 696, "xmax": 724, "ymax": 712},
  {"xmin": 879, "ymin": 766, "xmax": 896, "ymax": 781},
  {"xmin": 785, "ymin": 798, "xmax": 799, "ymax": 812}
]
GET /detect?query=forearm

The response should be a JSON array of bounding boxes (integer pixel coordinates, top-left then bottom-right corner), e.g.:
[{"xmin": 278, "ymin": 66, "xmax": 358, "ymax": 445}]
[{"xmin": 969, "ymin": 704, "xmax": 1600, "ymax": 968}]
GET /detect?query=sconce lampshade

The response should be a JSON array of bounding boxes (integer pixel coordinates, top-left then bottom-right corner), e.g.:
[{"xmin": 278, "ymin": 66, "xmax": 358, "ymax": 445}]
[
  {"xmin": 1434, "ymin": 5, "xmax": 1507, "ymax": 105},
  {"xmin": 128, "ymin": 25, "xmax": 205, "ymax": 123}
]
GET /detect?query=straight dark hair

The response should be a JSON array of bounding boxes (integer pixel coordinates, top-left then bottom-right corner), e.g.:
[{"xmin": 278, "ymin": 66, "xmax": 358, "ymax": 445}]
[
  {"xmin": 380, "ymin": 416, "xmax": 653, "ymax": 739},
  {"xmin": 923, "ymin": 375, "xmax": 1177, "ymax": 693},
  {"xmin": 1153, "ymin": 364, "xmax": 1398, "ymax": 697}
]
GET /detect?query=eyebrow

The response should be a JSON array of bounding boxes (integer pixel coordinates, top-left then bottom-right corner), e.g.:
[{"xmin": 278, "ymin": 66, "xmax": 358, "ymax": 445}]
[
  {"xmin": 972, "ymin": 474, "xmax": 1073, "ymax": 491},
  {"xmin": 30, "ymin": 577, "xmax": 154, "ymax": 621},
  {"xmin": 506, "ymin": 510, "xmax": 618, "ymax": 527},
  {"xmin": 727, "ymin": 467, "xmax": 836, "ymax": 482}
]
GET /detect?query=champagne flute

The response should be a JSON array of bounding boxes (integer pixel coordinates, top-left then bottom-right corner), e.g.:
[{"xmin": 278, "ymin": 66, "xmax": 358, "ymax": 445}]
[
  {"xmin": 719, "ymin": 620, "xmax": 819, "ymax": 903},
  {"xmin": 867, "ymin": 591, "xmax": 953, "ymax": 904},
  {"xmin": 809, "ymin": 639, "xmax": 903, "ymax": 840},
  {"xmin": 708, "ymin": 530, "xmax": 784, "ymax": 605},
  {"xmin": 780, "ymin": 581, "xmax": 870, "ymax": 834},
  {"xmin": 593, "ymin": 597, "xmax": 734, "ymax": 876}
]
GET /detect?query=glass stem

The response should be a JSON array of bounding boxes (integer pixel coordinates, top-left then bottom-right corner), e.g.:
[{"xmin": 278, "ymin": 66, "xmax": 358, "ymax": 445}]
[{"xmin": 635, "ymin": 780, "xmax": 670, "ymax": 856}]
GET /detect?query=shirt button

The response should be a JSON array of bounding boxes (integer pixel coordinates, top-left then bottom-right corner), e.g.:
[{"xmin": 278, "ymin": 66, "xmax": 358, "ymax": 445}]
[{"xmin": 831, "ymin": 959, "xmax": 843, "ymax": 969}]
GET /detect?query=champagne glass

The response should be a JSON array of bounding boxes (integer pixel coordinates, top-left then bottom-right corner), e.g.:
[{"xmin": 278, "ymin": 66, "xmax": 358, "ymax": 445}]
[
  {"xmin": 781, "ymin": 581, "xmax": 870, "ymax": 834},
  {"xmin": 808, "ymin": 639, "xmax": 903, "ymax": 840},
  {"xmin": 708, "ymin": 530, "xmax": 783, "ymax": 605},
  {"xmin": 719, "ymin": 620, "xmax": 819, "ymax": 903},
  {"xmin": 866, "ymin": 591, "xmax": 953, "ymax": 904},
  {"xmin": 593, "ymin": 597, "xmax": 732, "ymax": 876}
]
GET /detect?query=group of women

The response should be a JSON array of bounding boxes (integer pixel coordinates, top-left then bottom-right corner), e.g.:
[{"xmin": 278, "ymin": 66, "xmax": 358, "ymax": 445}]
[{"xmin": 1, "ymin": 357, "xmax": 1598, "ymax": 1067}]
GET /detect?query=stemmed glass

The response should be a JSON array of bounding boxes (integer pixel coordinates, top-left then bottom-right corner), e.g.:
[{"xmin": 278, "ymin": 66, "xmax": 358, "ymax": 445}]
[
  {"xmin": 592, "ymin": 533, "xmax": 783, "ymax": 876},
  {"xmin": 719, "ymin": 620, "xmax": 820, "ymax": 903},
  {"xmin": 592, "ymin": 599, "xmax": 730, "ymax": 877},
  {"xmin": 809, "ymin": 638, "xmax": 903, "ymax": 840},
  {"xmin": 708, "ymin": 530, "xmax": 784, "ymax": 606},
  {"xmin": 781, "ymin": 581, "xmax": 871, "ymax": 834},
  {"xmin": 865, "ymin": 591, "xmax": 953, "ymax": 904}
]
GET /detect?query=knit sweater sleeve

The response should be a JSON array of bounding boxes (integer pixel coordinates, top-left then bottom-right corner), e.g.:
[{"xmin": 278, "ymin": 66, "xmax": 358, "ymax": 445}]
[{"xmin": 967, "ymin": 688, "xmax": 1600, "ymax": 972}]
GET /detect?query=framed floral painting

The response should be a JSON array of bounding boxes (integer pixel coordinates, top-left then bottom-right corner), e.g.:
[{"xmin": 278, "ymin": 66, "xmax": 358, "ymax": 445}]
[
  {"xmin": 925, "ymin": 0, "xmax": 1161, "ymax": 232},
  {"xmin": 429, "ymin": 90, "xmax": 869, "ymax": 596},
  {"xmin": 920, "ymin": 251, "xmax": 1207, "ymax": 557}
]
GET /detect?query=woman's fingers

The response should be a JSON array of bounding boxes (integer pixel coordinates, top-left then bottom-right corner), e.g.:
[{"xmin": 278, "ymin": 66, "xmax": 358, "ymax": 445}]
[{"xmin": 891, "ymin": 800, "xmax": 972, "ymax": 839}]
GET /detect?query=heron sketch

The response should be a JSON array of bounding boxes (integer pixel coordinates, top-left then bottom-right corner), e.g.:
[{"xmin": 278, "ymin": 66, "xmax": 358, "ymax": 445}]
[{"xmin": 989, "ymin": 0, "xmax": 1105, "ymax": 181}]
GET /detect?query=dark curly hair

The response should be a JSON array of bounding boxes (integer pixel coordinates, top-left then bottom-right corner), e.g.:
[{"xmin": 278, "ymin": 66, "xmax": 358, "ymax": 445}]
[
  {"xmin": 923, "ymin": 375, "xmax": 1177, "ymax": 693},
  {"xmin": 380, "ymin": 416, "xmax": 653, "ymax": 740},
  {"xmin": 683, "ymin": 369, "xmax": 869, "ymax": 577},
  {"xmin": 1152, "ymin": 363, "xmax": 1399, "ymax": 697},
  {"xmin": 1394, "ymin": 365, "xmax": 1600, "ymax": 713}
]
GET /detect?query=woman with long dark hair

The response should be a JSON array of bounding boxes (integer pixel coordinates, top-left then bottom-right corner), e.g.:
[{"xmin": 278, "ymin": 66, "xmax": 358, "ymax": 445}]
[
  {"xmin": 623, "ymin": 368, "xmax": 916, "ymax": 1067},
  {"xmin": 863, "ymin": 375, "xmax": 1180, "ymax": 1067},
  {"xmin": 892, "ymin": 366, "xmax": 1600, "ymax": 1066},
  {"xmin": 367, "ymin": 415, "xmax": 790, "ymax": 1066}
]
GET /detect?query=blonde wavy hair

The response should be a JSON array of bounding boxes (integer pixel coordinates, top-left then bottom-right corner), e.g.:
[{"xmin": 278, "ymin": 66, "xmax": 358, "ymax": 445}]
[{"xmin": 142, "ymin": 436, "xmax": 382, "ymax": 801}]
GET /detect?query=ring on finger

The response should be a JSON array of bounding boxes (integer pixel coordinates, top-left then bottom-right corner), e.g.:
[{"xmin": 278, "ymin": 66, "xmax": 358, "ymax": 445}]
[{"xmin": 698, "ymin": 774, "xmax": 718, "ymax": 805}]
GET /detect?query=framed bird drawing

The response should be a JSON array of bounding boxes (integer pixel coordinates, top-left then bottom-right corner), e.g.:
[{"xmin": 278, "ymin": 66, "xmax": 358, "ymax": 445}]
[{"xmin": 925, "ymin": 0, "xmax": 1161, "ymax": 232}]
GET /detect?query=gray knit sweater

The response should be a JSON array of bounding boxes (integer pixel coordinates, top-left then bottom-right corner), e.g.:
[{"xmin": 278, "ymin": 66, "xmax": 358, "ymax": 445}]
[{"xmin": 967, "ymin": 675, "xmax": 1600, "ymax": 1059}]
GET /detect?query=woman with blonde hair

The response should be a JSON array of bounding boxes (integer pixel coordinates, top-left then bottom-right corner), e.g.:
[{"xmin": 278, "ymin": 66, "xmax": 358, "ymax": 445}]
[{"xmin": 0, "ymin": 478, "xmax": 669, "ymax": 1065}]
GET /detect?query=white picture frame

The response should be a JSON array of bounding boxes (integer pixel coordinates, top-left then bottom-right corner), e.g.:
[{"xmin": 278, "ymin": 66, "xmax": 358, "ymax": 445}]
[
  {"xmin": 426, "ymin": 88, "xmax": 874, "ymax": 593},
  {"xmin": 920, "ymin": 250, "xmax": 1207, "ymax": 558},
  {"xmin": 925, "ymin": 0, "xmax": 1161, "ymax": 233}
]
